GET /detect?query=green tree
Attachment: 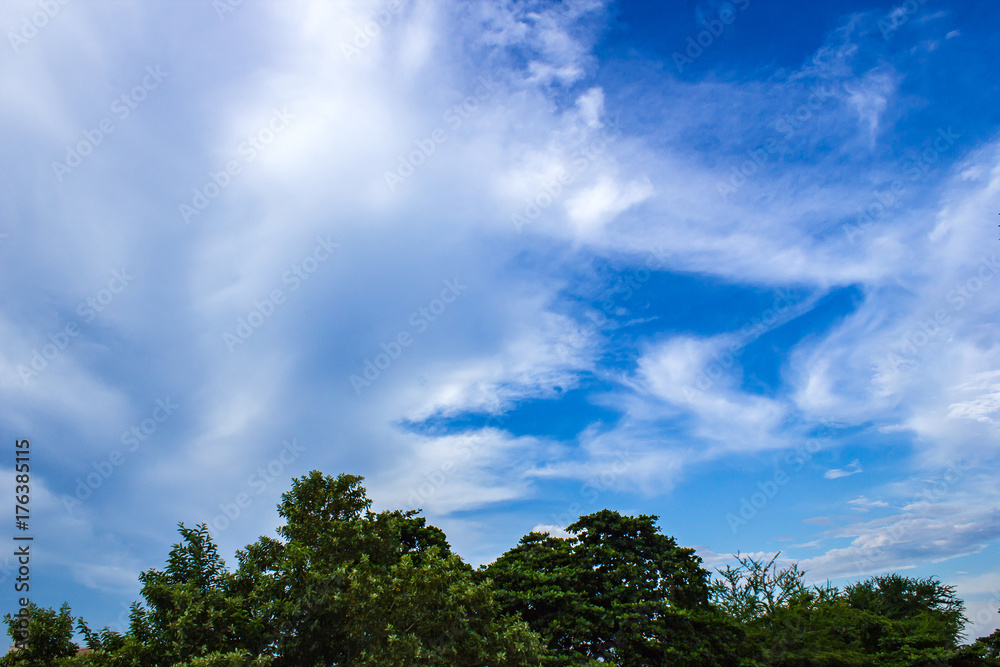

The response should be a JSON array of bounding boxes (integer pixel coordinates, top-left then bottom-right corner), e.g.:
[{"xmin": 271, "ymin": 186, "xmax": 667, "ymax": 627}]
[
  {"xmin": 711, "ymin": 555, "xmax": 972, "ymax": 666},
  {"xmin": 484, "ymin": 509, "xmax": 753, "ymax": 665},
  {"xmin": 952, "ymin": 618, "xmax": 1000, "ymax": 666},
  {"xmin": 104, "ymin": 522, "xmax": 252, "ymax": 666},
  {"xmin": 709, "ymin": 552, "xmax": 808, "ymax": 623},
  {"xmin": 0, "ymin": 602, "xmax": 78, "ymax": 666},
  {"xmin": 40, "ymin": 472, "xmax": 539, "ymax": 666},
  {"xmin": 754, "ymin": 588, "xmax": 881, "ymax": 666},
  {"xmin": 8, "ymin": 469, "xmax": 991, "ymax": 667},
  {"xmin": 844, "ymin": 573, "xmax": 967, "ymax": 662},
  {"xmin": 172, "ymin": 649, "xmax": 274, "ymax": 666},
  {"xmin": 233, "ymin": 471, "xmax": 542, "ymax": 666}
]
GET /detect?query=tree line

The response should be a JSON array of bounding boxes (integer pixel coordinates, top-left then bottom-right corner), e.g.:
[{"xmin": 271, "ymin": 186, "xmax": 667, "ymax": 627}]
[{"xmin": 4, "ymin": 471, "xmax": 999, "ymax": 666}]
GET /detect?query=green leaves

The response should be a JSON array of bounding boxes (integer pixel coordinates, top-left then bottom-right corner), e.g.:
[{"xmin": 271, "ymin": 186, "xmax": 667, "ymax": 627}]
[
  {"xmin": 1, "ymin": 602, "xmax": 77, "ymax": 666},
  {"xmin": 715, "ymin": 568, "xmax": 973, "ymax": 666},
  {"xmin": 163, "ymin": 523, "xmax": 229, "ymax": 591},
  {"xmin": 276, "ymin": 471, "xmax": 370, "ymax": 546},
  {"xmin": 484, "ymin": 509, "xmax": 735, "ymax": 665},
  {"xmin": 232, "ymin": 470, "xmax": 541, "ymax": 666},
  {"xmin": 8, "ymin": 470, "xmax": 998, "ymax": 666},
  {"xmin": 122, "ymin": 523, "xmax": 252, "ymax": 665},
  {"xmin": 709, "ymin": 552, "xmax": 808, "ymax": 623}
]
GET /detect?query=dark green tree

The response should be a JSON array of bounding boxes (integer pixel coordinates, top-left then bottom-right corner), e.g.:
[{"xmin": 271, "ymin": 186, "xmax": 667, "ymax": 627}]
[
  {"xmin": 109, "ymin": 523, "xmax": 252, "ymax": 665},
  {"xmin": 952, "ymin": 613, "xmax": 1000, "ymax": 667},
  {"xmin": 232, "ymin": 471, "xmax": 541, "ymax": 666},
  {"xmin": 43, "ymin": 472, "xmax": 539, "ymax": 666},
  {"xmin": 484, "ymin": 509, "xmax": 753, "ymax": 665},
  {"xmin": 844, "ymin": 573, "xmax": 966, "ymax": 662},
  {"xmin": 0, "ymin": 602, "xmax": 78, "ymax": 666},
  {"xmin": 6, "ymin": 470, "xmax": 994, "ymax": 667},
  {"xmin": 711, "ymin": 555, "xmax": 972, "ymax": 666}
]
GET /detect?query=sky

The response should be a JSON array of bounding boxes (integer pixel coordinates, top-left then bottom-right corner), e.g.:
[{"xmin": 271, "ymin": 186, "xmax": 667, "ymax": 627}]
[{"xmin": 1, "ymin": 0, "xmax": 999, "ymax": 642}]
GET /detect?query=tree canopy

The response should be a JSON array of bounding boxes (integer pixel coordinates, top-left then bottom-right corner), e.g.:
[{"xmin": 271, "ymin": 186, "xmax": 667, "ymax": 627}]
[{"xmin": 3, "ymin": 470, "xmax": 998, "ymax": 666}]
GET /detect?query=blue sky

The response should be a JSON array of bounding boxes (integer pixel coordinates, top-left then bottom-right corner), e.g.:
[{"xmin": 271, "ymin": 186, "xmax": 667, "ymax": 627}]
[{"xmin": 2, "ymin": 0, "xmax": 1000, "ymax": 641}]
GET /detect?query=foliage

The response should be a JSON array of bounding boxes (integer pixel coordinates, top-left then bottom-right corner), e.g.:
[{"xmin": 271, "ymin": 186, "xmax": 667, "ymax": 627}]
[
  {"xmin": 0, "ymin": 602, "xmax": 77, "ymax": 666},
  {"xmin": 76, "ymin": 617, "xmax": 124, "ymax": 654},
  {"xmin": 173, "ymin": 649, "xmax": 274, "ymax": 666},
  {"xmin": 55, "ymin": 470, "xmax": 540, "ymax": 666},
  {"xmin": 703, "ymin": 550, "xmax": 978, "ymax": 665},
  {"xmin": 952, "ymin": 625, "xmax": 1000, "ymax": 666},
  {"xmin": 709, "ymin": 552, "xmax": 808, "ymax": 622},
  {"xmin": 844, "ymin": 573, "xmax": 967, "ymax": 649},
  {"xmin": 4, "ymin": 471, "xmax": 998, "ymax": 667},
  {"xmin": 122, "ymin": 522, "xmax": 252, "ymax": 665},
  {"xmin": 484, "ymin": 509, "xmax": 754, "ymax": 665},
  {"xmin": 229, "ymin": 471, "xmax": 541, "ymax": 665}
]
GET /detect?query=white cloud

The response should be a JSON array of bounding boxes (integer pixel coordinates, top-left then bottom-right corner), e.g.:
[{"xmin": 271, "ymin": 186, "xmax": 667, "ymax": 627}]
[
  {"xmin": 373, "ymin": 428, "xmax": 543, "ymax": 514},
  {"xmin": 530, "ymin": 524, "xmax": 574, "ymax": 538},
  {"xmin": 575, "ymin": 86, "xmax": 604, "ymax": 128},
  {"xmin": 800, "ymin": 509, "xmax": 1000, "ymax": 580},
  {"xmin": 825, "ymin": 459, "xmax": 863, "ymax": 479},
  {"xmin": 848, "ymin": 495, "xmax": 889, "ymax": 511},
  {"xmin": 565, "ymin": 175, "xmax": 654, "ymax": 236}
]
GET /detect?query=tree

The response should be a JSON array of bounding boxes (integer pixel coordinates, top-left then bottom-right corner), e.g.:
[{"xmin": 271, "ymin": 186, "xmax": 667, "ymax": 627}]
[
  {"xmin": 35, "ymin": 472, "xmax": 539, "ymax": 666},
  {"xmin": 709, "ymin": 552, "xmax": 808, "ymax": 623},
  {"xmin": 710, "ymin": 557, "xmax": 973, "ymax": 667},
  {"xmin": 753, "ymin": 588, "xmax": 881, "ymax": 666},
  {"xmin": 4, "ymin": 470, "xmax": 992, "ymax": 666},
  {"xmin": 231, "ymin": 471, "xmax": 542, "ymax": 665},
  {"xmin": 0, "ymin": 602, "xmax": 78, "ymax": 666},
  {"xmin": 103, "ymin": 522, "xmax": 253, "ymax": 666},
  {"xmin": 484, "ymin": 509, "xmax": 753, "ymax": 665},
  {"xmin": 952, "ymin": 616, "xmax": 1000, "ymax": 667},
  {"xmin": 844, "ymin": 573, "xmax": 967, "ymax": 660}
]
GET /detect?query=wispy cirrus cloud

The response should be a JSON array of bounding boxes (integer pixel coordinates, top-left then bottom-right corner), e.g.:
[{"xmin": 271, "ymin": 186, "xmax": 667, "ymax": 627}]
[{"xmin": 825, "ymin": 459, "xmax": 863, "ymax": 479}]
